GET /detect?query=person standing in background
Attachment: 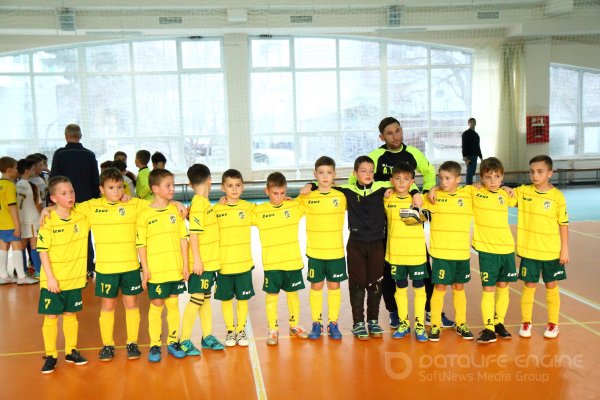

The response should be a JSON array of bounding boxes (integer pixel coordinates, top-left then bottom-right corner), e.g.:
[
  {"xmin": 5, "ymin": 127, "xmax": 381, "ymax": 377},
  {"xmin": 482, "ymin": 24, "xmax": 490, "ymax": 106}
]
[{"xmin": 462, "ymin": 118, "xmax": 483, "ymax": 185}]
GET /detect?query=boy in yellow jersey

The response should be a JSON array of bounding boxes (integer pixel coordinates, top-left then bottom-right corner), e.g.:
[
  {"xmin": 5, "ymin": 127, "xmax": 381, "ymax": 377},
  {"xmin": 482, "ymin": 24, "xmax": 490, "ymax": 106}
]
[
  {"xmin": 136, "ymin": 169, "xmax": 189, "ymax": 362},
  {"xmin": 467, "ymin": 158, "xmax": 519, "ymax": 343},
  {"xmin": 252, "ymin": 172, "xmax": 309, "ymax": 346},
  {"xmin": 385, "ymin": 163, "xmax": 428, "ymax": 342},
  {"xmin": 135, "ymin": 150, "xmax": 152, "ymax": 201},
  {"xmin": 297, "ymin": 156, "xmax": 347, "ymax": 340},
  {"xmin": 424, "ymin": 161, "xmax": 474, "ymax": 341},
  {"xmin": 180, "ymin": 164, "xmax": 225, "ymax": 356},
  {"xmin": 213, "ymin": 169, "xmax": 255, "ymax": 347},
  {"xmin": 517, "ymin": 155, "xmax": 569, "ymax": 339},
  {"xmin": 37, "ymin": 176, "xmax": 90, "ymax": 374}
]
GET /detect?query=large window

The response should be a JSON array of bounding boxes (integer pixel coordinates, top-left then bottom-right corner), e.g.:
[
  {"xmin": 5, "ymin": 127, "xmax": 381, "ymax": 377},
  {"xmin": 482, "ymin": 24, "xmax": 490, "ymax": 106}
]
[
  {"xmin": 0, "ymin": 38, "xmax": 228, "ymax": 171},
  {"xmin": 250, "ymin": 36, "xmax": 472, "ymax": 169},
  {"xmin": 550, "ymin": 65, "xmax": 600, "ymax": 157}
]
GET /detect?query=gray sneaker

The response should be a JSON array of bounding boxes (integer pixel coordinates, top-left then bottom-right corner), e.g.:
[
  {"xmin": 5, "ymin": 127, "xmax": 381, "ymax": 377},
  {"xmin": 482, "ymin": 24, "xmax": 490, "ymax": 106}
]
[
  {"xmin": 17, "ymin": 276, "xmax": 39, "ymax": 285},
  {"xmin": 0, "ymin": 276, "xmax": 16, "ymax": 285}
]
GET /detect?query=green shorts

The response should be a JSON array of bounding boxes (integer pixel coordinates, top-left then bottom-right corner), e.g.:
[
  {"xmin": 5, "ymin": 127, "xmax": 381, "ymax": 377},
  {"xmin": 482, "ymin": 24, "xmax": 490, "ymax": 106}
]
[
  {"xmin": 187, "ymin": 271, "xmax": 217, "ymax": 294},
  {"xmin": 307, "ymin": 257, "xmax": 348, "ymax": 283},
  {"xmin": 95, "ymin": 270, "xmax": 143, "ymax": 298},
  {"xmin": 478, "ymin": 251, "xmax": 518, "ymax": 286},
  {"xmin": 518, "ymin": 258, "xmax": 567, "ymax": 283},
  {"xmin": 38, "ymin": 288, "xmax": 83, "ymax": 315},
  {"xmin": 263, "ymin": 269, "xmax": 306, "ymax": 294},
  {"xmin": 214, "ymin": 270, "xmax": 255, "ymax": 301},
  {"xmin": 147, "ymin": 280, "xmax": 186, "ymax": 300},
  {"xmin": 391, "ymin": 263, "xmax": 429, "ymax": 281},
  {"xmin": 431, "ymin": 257, "xmax": 471, "ymax": 285}
]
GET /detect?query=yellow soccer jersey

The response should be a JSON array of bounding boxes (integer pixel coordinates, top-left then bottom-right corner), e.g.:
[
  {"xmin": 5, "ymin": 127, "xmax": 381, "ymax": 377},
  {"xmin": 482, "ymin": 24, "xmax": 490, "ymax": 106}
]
[
  {"xmin": 213, "ymin": 200, "xmax": 255, "ymax": 275},
  {"xmin": 516, "ymin": 185, "xmax": 568, "ymax": 261},
  {"xmin": 472, "ymin": 187, "xmax": 517, "ymax": 255},
  {"xmin": 188, "ymin": 195, "xmax": 220, "ymax": 272},
  {"xmin": 136, "ymin": 204, "xmax": 188, "ymax": 283},
  {"xmin": 297, "ymin": 189, "xmax": 347, "ymax": 260},
  {"xmin": 76, "ymin": 198, "xmax": 149, "ymax": 274},
  {"xmin": 384, "ymin": 195, "xmax": 427, "ymax": 266},
  {"xmin": 0, "ymin": 179, "xmax": 17, "ymax": 230},
  {"xmin": 37, "ymin": 209, "xmax": 90, "ymax": 291},
  {"xmin": 251, "ymin": 200, "xmax": 304, "ymax": 271},
  {"xmin": 424, "ymin": 186, "xmax": 474, "ymax": 260}
]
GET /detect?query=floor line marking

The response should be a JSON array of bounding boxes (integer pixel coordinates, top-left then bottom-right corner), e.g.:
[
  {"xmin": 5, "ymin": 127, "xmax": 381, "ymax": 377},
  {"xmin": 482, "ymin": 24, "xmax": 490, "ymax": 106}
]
[
  {"xmin": 245, "ymin": 317, "xmax": 267, "ymax": 400},
  {"xmin": 569, "ymin": 228, "xmax": 600, "ymax": 239}
]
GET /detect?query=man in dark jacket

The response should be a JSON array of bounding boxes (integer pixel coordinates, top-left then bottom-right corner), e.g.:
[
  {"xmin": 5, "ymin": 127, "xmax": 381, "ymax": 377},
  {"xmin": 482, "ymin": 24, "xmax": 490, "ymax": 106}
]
[{"xmin": 461, "ymin": 118, "xmax": 483, "ymax": 184}]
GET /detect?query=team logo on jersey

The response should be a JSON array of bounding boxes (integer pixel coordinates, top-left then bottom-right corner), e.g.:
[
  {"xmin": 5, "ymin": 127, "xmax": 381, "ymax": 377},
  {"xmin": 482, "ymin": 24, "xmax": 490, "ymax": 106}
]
[
  {"xmin": 193, "ymin": 216, "xmax": 201, "ymax": 226},
  {"xmin": 332, "ymin": 199, "xmax": 339, "ymax": 207},
  {"xmin": 284, "ymin": 210, "xmax": 291, "ymax": 218},
  {"xmin": 118, "ymin": 207, "xmax": 126, "ymax": 216},
  {"xmin": 169, "ymin": 215, "xmax": 176, "ymax": 224},
  {"xmin": 457, "ymin": 198, "xmax": 464, "ymax": 207},
  {"xmin": 73, "ymin": 224, "xmax": 79, "ymax": 233},
  {"xmin": 544, "ymin": 200, "xmax": 551, "ymax": 209},
  {"xmin": 238, "ymin": 211, "xmax": 246, "ymax": 220},
  {"xmin": 498, "ymin": 196, "xmax": 504, "ymax": 205}
]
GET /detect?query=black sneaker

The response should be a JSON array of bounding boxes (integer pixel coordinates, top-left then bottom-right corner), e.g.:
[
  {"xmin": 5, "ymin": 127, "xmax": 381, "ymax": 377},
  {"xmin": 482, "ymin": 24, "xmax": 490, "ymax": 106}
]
[
  {"xmin": 65, "ymin": 349, "xmax": 88, "ymax": 365},
  {"xmin": 127, "ymin": 343, "xmax": 141, "ymax": 359},
  {"xmin": 456, "ymin": 323, "xmax": 474, "ymax": 340},
  {"xmin": 428, "ymin": 326, "xmax": 441, "ymax": 342},
  {"xmin": 476, "ymin": 329, "xmax": 497, "ymax": 344},
  {"xmin": 494, "ymin": 323, "xmax": 512, "ymax": 340},
  {"xmin": 99, "ymin": 345, "xmax": 115, "ymax": 361},
  {"xmin": 41, "ymin": 356, "xmax": 57, "ymax": 374}
]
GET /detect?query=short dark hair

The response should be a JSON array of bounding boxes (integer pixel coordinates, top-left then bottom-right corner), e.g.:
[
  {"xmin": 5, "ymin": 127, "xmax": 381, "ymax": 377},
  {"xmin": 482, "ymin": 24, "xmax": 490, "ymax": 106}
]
[
  {"xmin": 100, "ymin": 167, "xmax": 124, "ymax": 185},
  {"xmin": 266, "ymin": 172, "xmax": 287, "ymax": 188},
  {"xmin": 100, "ymin": 160, "xmax": 116, "ymax": 170},
  {"xmin": 151, "ymin": 151, "xmax": 167, "ymax": 165},
  {"xmin": 65, "ymin": 123, "xmax": 82, "ymax": 138},
  {"xmin": 25, "ymin": 154, "xmax": 43, "ymax": 164},
  {"xmin": 34, "ymin": 153, "xmax": 48, "ymax": 161},
  {"xmin": 480, "ymin": 157, "xmax": 504, "ymax": 176},
  {"xmin": 16, "ymin": 158, "xmax": 35, "ymax": 175},
  {"xmin": 48, "ymin": 175, "xmax": 71, "ymax": 195},
  {"xmin": 392, "ymin": 162, "xmax": 415, "ymax": 178},
  {"xmin": 114, "ymin": 151, "xmax": 127, "ymax": 161},
  {"xmin": 149, "ymin": 168, "xmax": 174, "ymax": 188},
  {"xmin": 378, "ymin": 117, "xmax": 401, "ymax": 134},
  {"xmin": 439, "ymin": 161, "xmax": 462, "ymax": 176},
  {"xmin": 468, "ymin": 117, "xmax": 476, "ymax": 124},
  {"xmin": 529, "ymin": 155, "xmax": 553, "ymax": 170},
  {"xmin": 136, "ymin": 150, "xmax": 151, "ymax": 166},
  {"xmin": 222, "ymin": 169, "xmax": 243, "ymax": 184},
  {"xmin": 187, "ymin": 163, "xmax": 211, "ymax": 186},
  {"xmin": 315, "ymin": 156, "xmax": 336, "ymax": 170},
  {"xmin": 354, "ymin": 155, "xmax": 374, "ymax": 171},
  {"xmin": 113, "ymin": 159, "xmax": 127, "ymax": 172},
  {"xmin": 0, "ymin": 156, "xmax": 17, "ymax": 173}
]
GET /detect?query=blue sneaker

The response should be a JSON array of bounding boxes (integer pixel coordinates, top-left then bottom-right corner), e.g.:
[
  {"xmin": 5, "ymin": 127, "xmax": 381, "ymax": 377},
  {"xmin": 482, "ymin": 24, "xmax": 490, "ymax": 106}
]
[
  {"xmin": 367, "ymin": 320, "xmax": 384, "ymax": 338},
  {"xmin": 148, "ymin": 345, "xmax": 161, "ymax": 362},
  {"xmin": 308, "ymin": 322, "xmax": 323, "ymax": 340},
  {"xmin": 167, "ymin": 342, "xmax": 187, "ymax": 359},
  {"xmin": 180, "ymin": 340, "xmax": 201, "ymax": 356},
  {"xmin": 392, "ymin": 321, "xmax": 410, "ymax": 339},
  {"xmin": 441, "ymin": 313, "xmax": 456, "ymax": 328},
  {"xmin": 414, "ymin": 324, "xmax": 428, "ymax": 342},
  {"xmin": 327, "ymin": 322, "xmax": 342, "ymax": 340},
  {"xmin": 201, "ymin": 335, "xmax": 225, "ymax": 350},
  {"xmin": 351, "ymin": 322, "xmax": 369, "ymax": 340},
  {"xmin": 389, "ymin": 311, "xmax": 400, "ymax": 329}
]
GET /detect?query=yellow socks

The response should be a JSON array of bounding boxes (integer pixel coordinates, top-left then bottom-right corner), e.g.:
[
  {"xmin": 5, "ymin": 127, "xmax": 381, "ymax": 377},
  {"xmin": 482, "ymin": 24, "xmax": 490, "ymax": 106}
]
[
  {"xmin": 453, "ymin": 289, "xmax": 467, "ymax": 326},
  {"xmin": 430, "ymin": 289, "xmax": 445, "ymax": 327},
  {"xmin": 481, "ymin": 291, "xmax": 495, "ymax": 330},
  {"xmin": 237, "ymin": 300, "xmax": 249, "ymax": 332},
  {"xmin": 546, "ymin": 285, "xmax": 560, "ymax": 325},
  {"xmin": 62, "ymin": 314, "xmax": 79, "ymax": 354},
  {"xmin": 266, "ymin": 294, "xmax": 279, "ymax": 331},
  {"xmin": 287, "ymin": 291, "xmax": 300, "ymax": 326},
  {"xmin": 181, "ymin": 295, "xmax": 203, "ymax": 341},
  {"xmin": 328, "ymin": 288, "xmax": 341, "ymax": 323},
  {"xmin": 148, "ymin": 303, "xmax": 164, "ymax": 347},
  {"xmin": 42, "ymin": 316, "xmax": 59, "ymax": 357},
  {"xmin": 521, "ymin": 285, "xmax": 536, "ymax": 323},
  {"xmin": 200, "ymin": 294, "xmax": 213, "ymax": 337},
  {"xmin": 494, "ymin": 286, "xmax": 510, "ymax": 325},
  {"xmin": 310, "ymin": 289, "xmax": 323, "ymax": 323},
  {"xmin": 394, "ymin": 287, "xmax": 408, "ymax": 324},
  {"xmin": 99, "ymin": 310, "xmax": 115, "ymax": 346},
  {"xmin": 413, "ymin": 287, "xmax": 426, "ymax": 328},
  {"xmin": 222, "ymin": 300, "xmax": 235, "ymax": 331},
  {"xmin": 165, "ymin": 297, "xmax": 180, "ymax": 344}
]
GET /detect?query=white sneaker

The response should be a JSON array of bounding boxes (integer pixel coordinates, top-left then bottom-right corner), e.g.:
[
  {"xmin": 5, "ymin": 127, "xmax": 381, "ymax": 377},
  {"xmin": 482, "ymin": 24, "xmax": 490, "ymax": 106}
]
[
  {"xmin": 17, "ymin": 276, "xmax": 39, "ymax": 285},
  {"xmin": 224, "ymin": 331, "xmax": 237, "ymax": 347},
  {"xmin": 0, "ymin": 276, "xmax": 16, "ymax": 285},
  {"xmin": 236, "ymin": 330, "xmax": 249, "ymax": 347},
  {"xmin": 519, "ymin": 322, "xmax": 532, "ymax": 338},
  {"xmin": 267, "ymin": 330, "xmax": 279, "ymax": 346},
  {"xmin": 543, "ymin": 323, "xmax": 559, "ymax": 339}
]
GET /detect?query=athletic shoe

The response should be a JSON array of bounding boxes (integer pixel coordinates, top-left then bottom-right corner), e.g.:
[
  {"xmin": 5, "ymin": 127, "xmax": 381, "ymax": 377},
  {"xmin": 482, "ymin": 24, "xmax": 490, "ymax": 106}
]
[
  {"xmin": 392, "ymin": 321, "xmax": 410, "ymax": 339},
  {"xmin": 201, "ymin": 335, "xmax": 225, "ymax": 350},
  {"xmin": 41, "ymin": 356, "xmax": 57, "ymax": 374},
  {"xmin": 327, "ymin": 322, "xmax": 342, "ymax": 340},
  {"xmin": 225, "ymin": 330, "xmax": 237, "ymax": 347},
  {"xmin": 389, "ymin": 311, "xmax": 400, "ymax": 329},
  {"xmin": 519, "ymin": 322, "xmax": 532, "ymax": 338},
  {"xmin": 180, "ymin": 340, "xmax": 201, "ymax": 356},
  {"xmin": 17, "ymin": 276, "xmax": 38, "ymax": 285},
  {"xmin": 289, "ymin": 326, "xmax": 309, "ymax": 339},
  {"xmin": 236, "ymin": 330, "xmax": 249, "ymax": 347},
  {"xmin": 494, "ymin": 323, "xmax": 512, "ymax": 340},
  {"xmin": 98, "ymin": 345, "xmax": 115, "ymax": 361},
  {"xmin": 308, "ymin": 322, "xmax": 323, "ymax": 340},
  {"xmin": 351, "ymin": 322, "xmax": 369, "ymax": 340},
  {"xmin": 65, "ymin": 349, "xmax": 88, "ymax": 365},
  {"xmin": 267, "ymin": 330, "xmax": 279, "ymax": 346},
  {"xmin": 126, "ymin": 343, "xmax": 141, "ymax": 359},
  {"xmin": 441, "ymin": 313, "xmax": 456, "ymax": 328},
  {"xmin": 34, "ymin": 272, "xmax": 40, "ymax": 280},
  {"xmin": 424, "ymin": 311, "xmax": 432, "ymax": 326},
  {"xmin": 544, "ymin": 323, "xmax": 559, "ymax": 339},
  {"xmin": 429, "ymin": 326, "xmax": 441, "ymax": 342},
  {"xmin": 167, "ymin": 342, "xmax": 186, "ymax": 358},
  {"xmin": 476, "ymin": 329, "xmax": 497, "ymax": 344},
  {"xmin": 367, "ymin": 320, "xmax": 384, "ymax": 338},
  {"xmin": 456, "ymin": 323, "xmax": 474, "ymax": 340},
  {"xmin": 414, "ymin": 323, "xmax": 428, "ymax": 342},
  {"xmin": 148, "ymin": 345, "xmax": 161, "ymax": 362},
  {"xmin": 0, "ymin": 276, "xmax": 16, "ymax": 285}
]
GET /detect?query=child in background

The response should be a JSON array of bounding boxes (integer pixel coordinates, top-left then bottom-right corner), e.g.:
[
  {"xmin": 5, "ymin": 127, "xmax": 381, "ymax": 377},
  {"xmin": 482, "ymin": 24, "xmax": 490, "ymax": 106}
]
[
  {"xmin": 114, "ymin": 151, "xmax": 137, "ymax": 185},
  {"xmin": 16, "ymin": 158, "xmax": 42, "ymax": 282},
  {"xmin": 114, "ymin": 159, "xmax": 137, "ymax": 198},
  {"xmin": 151, "ymin": 152, "xmax": 167, "ymax": 170},
  {"xmin": 135, "ymin": 150, "xmax": 152, "ymax": 201}
]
